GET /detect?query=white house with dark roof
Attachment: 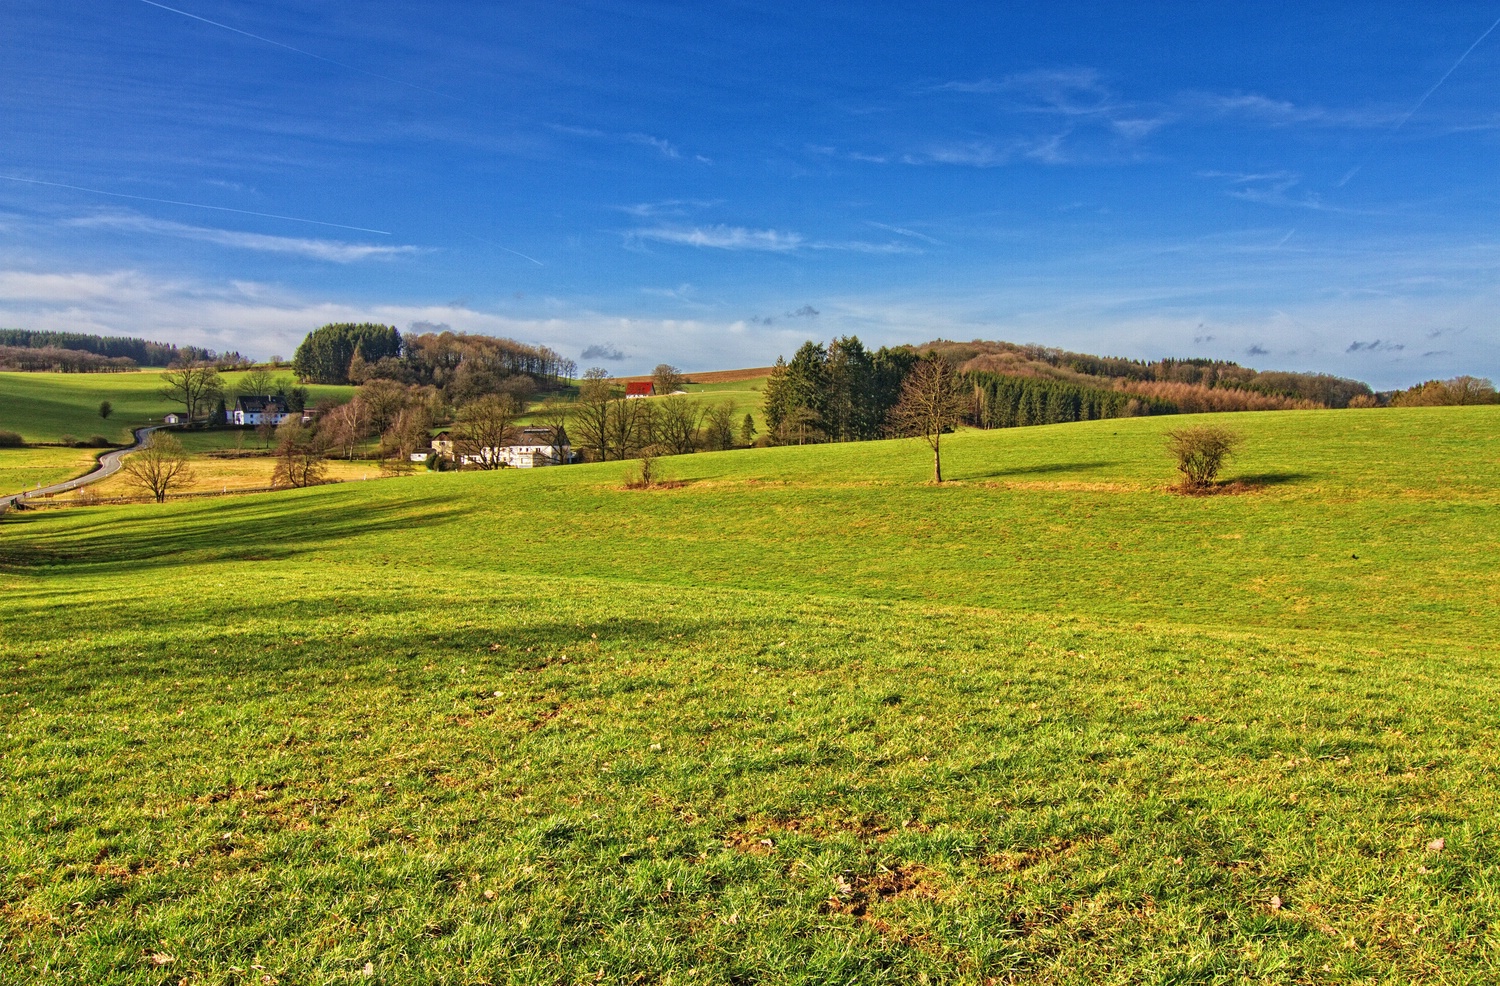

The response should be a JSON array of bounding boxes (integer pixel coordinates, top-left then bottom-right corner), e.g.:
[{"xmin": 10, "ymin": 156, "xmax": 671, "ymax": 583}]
[
  {"xmin": 459, "ymin": 427, "xmax": 571, "ymax": 468},
  {"xmin": 231, "ymin": 396, "xmax": 291, "ymax": 426}
]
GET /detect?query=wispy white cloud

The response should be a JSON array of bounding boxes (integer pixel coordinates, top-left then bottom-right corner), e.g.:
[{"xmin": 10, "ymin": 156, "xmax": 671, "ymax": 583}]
[
  {"xmin": 1197, "ymin": 171, "xmax": 1351, "ymax": 212},
  {"xmin": 550, "ymin": 124, "xmax": 700, "ymax": 161},
  {"xmin": 613, "ymin": 199, "xmax": 720, "ymax": 219},
  {"xmin": 70, "ymin": 211, "xmax": 422, "ymax": 262},
  {"xmin": 866, "ymin": 221, "xmax": 943, "ymax": 246},
  {"xmin": 628, "ymin": 224, "xmax": 918, "ymax": 255},
  {"xmin": 0, "ymin": 266, "xmax": 789, "ymax": 371},
  {"xmin": 630, "ymin": 225, "xmax": 804, "ymax": 251},
  {"xmin": 1187, "ymin": 92, "xmax": 1396, "ymax": 128},
  {"xmin": 809, "ymin": 239, "xmax": 920, "ymax": 255},
  {"xmin": 808, "ymin": 145, "xmax": 893, "ymax": 164},
  {"xmin": 908, "ymin": 134, "xmax": 1078, "ymax": 168},
  {"xmin": 0, "ymin": 238, "xmax": 1493, "ymax": 389},
  {"xmin": 898, "ymin": 69, "xmax": 1175, "ymax": 168},
  {"xmin": 926, "ymin": 68, "xmax": 1112, "ymax": 114}
]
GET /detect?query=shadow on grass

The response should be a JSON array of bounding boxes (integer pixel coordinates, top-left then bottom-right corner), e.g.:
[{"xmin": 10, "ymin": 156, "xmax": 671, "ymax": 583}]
[
  {"xmin": 1233, "ymin": 472, "xmax": 1313, "ymax": 487},
  {"xmin": 0, "ymin": 491, "xmax": 469, "ymax": 574},
  {"xmin": 9, "ymin": 602, "xmax": 777, "ymax": 694},
  {"xmin": 960, "ymin": 460, "xmax": 1118, "ymax": 481},
  {"xmin": 1169, "ymin": 473, "xmax": 1315, "ymax": 496}
]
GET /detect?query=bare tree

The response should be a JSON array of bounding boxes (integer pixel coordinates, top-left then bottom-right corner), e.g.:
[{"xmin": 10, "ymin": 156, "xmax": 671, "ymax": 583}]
[
  {"xmin": 609, "ymin": 394, "xmax": 654, "ymax": 460},
  {"xmin": 1445, "ymin": 375, "xmax": 1496, "ymax": 405},
  {"xmin": 271, "ymin": 422, "xmax": 330, "ymax": 489},
  {"xmin": 1165, "ymin": 425, "xmax": 1244, "ymax": 490},
  {"xmin": 535, "ymin": 396, "xmax": 571, "ymax": 462},
  {"xmin": 454, "ymin": 394, "xmax": 519, "ymax": 469},
  {"xmin": 358, "ymin": 379, "xmax": 412, "ymax": 436},
  {"xmin": 888, "ymin": 358, "xmax": 966, "ymax": 483},
  {"xmin": 235, "ymin": 367, "xmax": 275, "ymax": 399},
  {"xmin": 702, "ymin": 402, "xmax": 736, "ymax": 451},
  {"xmin": 122, "ymin": 432, "xmax": 195, "ymax": 502},
  {"xmin": 627, "ymin": 443, "xmax": 665, "ymax": 489},
  {"xmin": 321, "ymin": 398, "xmax": 370, "ymax": 460},
  {"xmin": 655, "ymin": 395, "xmax": 704, "ymax": 455},
  {"xmin": 159, "ymin": 362, "xmax": 222, "ymax": 422},
  {"xmin": 574, "ymin": 371, "xmax": 614, "ymax": 461},
  {"xmin": 652, "ymin": 363, "xmax": 686, "ymax": 395},
  {"xmin": 380, "ymin": 406, "xmax": 431, "ymax": 475}
]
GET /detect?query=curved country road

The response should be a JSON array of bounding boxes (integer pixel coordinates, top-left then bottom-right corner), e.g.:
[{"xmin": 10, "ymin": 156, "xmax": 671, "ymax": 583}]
[{"xmin": 0, "ymin": 426, "xmax": 163, "ymax": 510}]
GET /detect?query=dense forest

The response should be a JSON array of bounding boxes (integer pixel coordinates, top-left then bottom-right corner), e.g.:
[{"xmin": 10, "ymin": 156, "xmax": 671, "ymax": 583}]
[
  {"xmin": 0, "ymin": 344, "xmax": 140, "ymax": 373},
  {"xmin": 920, "ymin": 339, "xmax": 1374, "ymax": 408},
  {"xmin": 760, "ymin": 336, "xmax": 1395, "ymax": 445},
  {"xmin": 292, "ymin": 323, "xmax": 575, "ymax": 401},
  {"xmin": 1389, "ymin": 376, "xmax": 1498, "ymax": 406},
  {"xmin": 0, "ymin": 329, "xmax": 242, "ymax": 370},
  {"xmin": 291, "ymin": 323, "xmax": 404, "ymax": 384},
  {"xmin": 762, "ymin": 338, "xmax": 917, "ymax": 443},
  {"xmin": 967, "ymin": 373, "xmax": 1174, "ymax": 428}
]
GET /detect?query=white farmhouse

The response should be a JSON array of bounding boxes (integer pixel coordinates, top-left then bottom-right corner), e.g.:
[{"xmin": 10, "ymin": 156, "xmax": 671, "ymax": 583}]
[
  {"xmin": 231, "ymin": 396, "xmax": 292, "ymax": 427},
  {"xmin": 459, "ymin": 427, "xmax": 572, "ymax": 468}
]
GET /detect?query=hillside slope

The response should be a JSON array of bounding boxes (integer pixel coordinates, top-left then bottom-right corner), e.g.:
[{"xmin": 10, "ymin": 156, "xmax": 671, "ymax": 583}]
[{"xmin": 2, "ymin": 407, "xmax": 1497, "ymax": 983}]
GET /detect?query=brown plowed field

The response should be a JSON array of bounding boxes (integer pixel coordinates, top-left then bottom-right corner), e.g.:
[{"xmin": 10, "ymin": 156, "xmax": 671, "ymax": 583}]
[{"xmin": 618, "ymin": 366, "xmax": 773, "ymax": 384}]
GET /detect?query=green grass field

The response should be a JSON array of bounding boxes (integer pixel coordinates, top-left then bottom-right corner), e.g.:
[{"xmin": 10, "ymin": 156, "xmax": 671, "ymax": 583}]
[
  {"xmin": 0, "ymin": 371, "xmax": 354, "ymax": 444},
  {"xmin": 0, "ymin": 447, "xmax": 102, "ymax": 496},
  {"xmin": 2, "ymin": 406, "xmax": 1498, "ymax": 983},
  {"xmin": 0, "ymin": 371, "xmax": 177, "ymax": 444}
]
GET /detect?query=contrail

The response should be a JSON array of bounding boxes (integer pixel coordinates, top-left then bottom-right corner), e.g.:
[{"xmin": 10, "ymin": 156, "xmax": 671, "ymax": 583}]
[
  {"xmin": 1339, "ymin": 11, "xmax": 1500, "ymax": 187},
  {"xmin": 465, "ymin": 232, "xmax": 544, "ymax": 266},
  {"xmin": 1275, "ymin": 228, "xmax": 1295, "ymax": 248},
  {"xmin": 498, "ymin": 246, "xmax": 545, "ymax": 267},
  {"xmin": 0, "ymin": 175, "xmax": 391, "ymax": 235},
  {"xmin": 137, "ymin": 0, "xmax": 453, "ymax": 100}
]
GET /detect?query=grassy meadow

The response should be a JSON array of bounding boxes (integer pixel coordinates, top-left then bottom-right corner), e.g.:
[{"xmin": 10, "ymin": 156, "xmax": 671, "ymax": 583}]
[
  {"xmin": 2, "ymin": 406, "xmax": 1498, "ymax": 983},
  {"xmin": 0, "ymin": 370, "xmax": 354, "ymax": 445},
  {"xmin": 0, "ymin": 447, "xmax": 103, "ymax": 496}
]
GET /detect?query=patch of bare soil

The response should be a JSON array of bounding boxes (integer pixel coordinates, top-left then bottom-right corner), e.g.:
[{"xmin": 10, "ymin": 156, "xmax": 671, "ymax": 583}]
[
  {"xmin": 822, "ymin": 863, "xmax": 942, "ymax": 918},
  {"xmin": 1169, "ymin": 480, "xmax": 1261, "ymax": 497},
  {"xmin": 723, "ymin": 813, "xmax": 899, "ymax": 853}
]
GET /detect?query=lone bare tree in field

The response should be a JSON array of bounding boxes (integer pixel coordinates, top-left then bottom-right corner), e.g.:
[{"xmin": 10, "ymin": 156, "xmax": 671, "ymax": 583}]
[
  {"xmin": 122, "ymin": 432, "xmax": 194, "ymax": 502},
  {"xmin": 1165, "ymin": 425, "xmax": 1244, "ymax": 490},
  {"xmin": 159, "ymin": 362, "xmax": 222, "ymax": 422},
  {"xmin": 889, "ymin": 358, "xmax": 966, "ymax": 483},
  {"xmin": 271, "ymin": 423, "xmax": 329, "ymax": 489},
  {"xmin": 652, "ymin": 363, "xmax": 686, "ymax": 395}
]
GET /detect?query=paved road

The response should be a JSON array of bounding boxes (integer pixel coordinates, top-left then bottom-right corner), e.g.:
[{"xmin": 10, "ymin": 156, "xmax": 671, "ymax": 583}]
[{"xmin": 0, "ymin": 426, "xmax": 162, "ymax": 510}]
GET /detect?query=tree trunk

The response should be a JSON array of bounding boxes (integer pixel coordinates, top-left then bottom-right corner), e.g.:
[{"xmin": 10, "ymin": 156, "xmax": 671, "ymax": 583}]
[{"xmin": 932, "ymin": 441, "xmax": 942, "ymax": 483}]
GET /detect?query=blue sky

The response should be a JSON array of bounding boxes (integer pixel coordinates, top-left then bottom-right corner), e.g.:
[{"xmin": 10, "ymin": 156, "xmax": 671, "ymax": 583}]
[{"xmin": 1, "ymin": 1, "xmax": 1496, "ymax": 387}]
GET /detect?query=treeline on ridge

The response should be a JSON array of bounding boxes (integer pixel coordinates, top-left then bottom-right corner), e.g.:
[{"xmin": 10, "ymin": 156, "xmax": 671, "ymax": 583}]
[
  {"xmin": 921, "ymin": 339, "xmax": 1374, "ymax": 408},
  {"xmin": 759, "ymin": 336, "xmax": 1391, "ymax": 446},
  {"xmin": 0, "ymin": 329, "xmax": 239, "ymax": 371},
  {"xmin": 292, "ymin": 323, "xmax": 576, "ymax": 402}
]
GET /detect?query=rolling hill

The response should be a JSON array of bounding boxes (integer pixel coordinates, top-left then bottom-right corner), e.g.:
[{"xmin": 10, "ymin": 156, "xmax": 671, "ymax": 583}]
[{"xmin": 3, "ymin": 406, "xmax": 1498, "ymax": 982}]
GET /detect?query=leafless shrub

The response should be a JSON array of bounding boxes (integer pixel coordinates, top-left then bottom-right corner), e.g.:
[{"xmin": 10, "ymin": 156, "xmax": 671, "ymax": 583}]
[{"xmin": 1165, "ymin": 425, "xmax": 1245, "ymax": 490}]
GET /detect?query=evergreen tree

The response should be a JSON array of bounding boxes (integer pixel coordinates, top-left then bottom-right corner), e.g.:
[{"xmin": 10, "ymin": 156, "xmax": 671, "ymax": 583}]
[{"xmin": 292, "ymin": 323, "xmax": 403, "ymax": 384}]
